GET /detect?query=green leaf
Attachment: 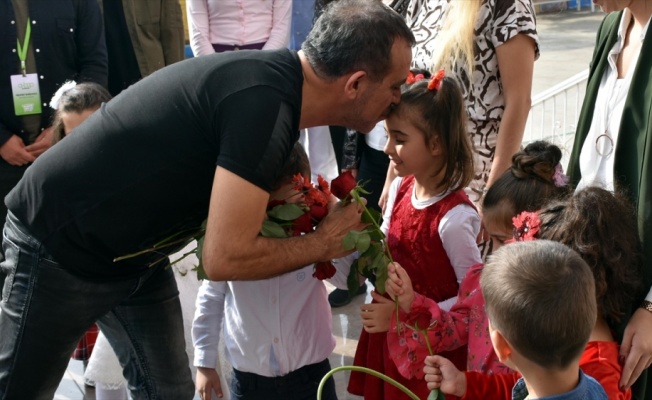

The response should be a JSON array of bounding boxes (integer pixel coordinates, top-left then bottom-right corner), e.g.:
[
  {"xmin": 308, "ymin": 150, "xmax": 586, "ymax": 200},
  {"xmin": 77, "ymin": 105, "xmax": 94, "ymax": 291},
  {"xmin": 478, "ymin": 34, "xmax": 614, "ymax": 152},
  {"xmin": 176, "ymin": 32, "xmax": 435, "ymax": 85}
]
[
  {"xmin": 361, "ymin": 207, "xmax": 382, "ymax": 224},
  {"xmin": 357, "ymin": 255, "xmax": 369, "ymax": 272},
  {"xmin": 373, "ymin": 254, "xmax": 390, "ymax": 294},
  {"xmin": 366, "ymin": 228, "xmax": 385, "ymax": 241},
  {"xmin": 347, "ymin": 260, "xmax": 361, "ymax": 294},
  {"xmin": 260, "ymin": 220, "xmax": 288, "ymax": 238},
  {"xmin": 374, "ymin": 272, "xmax": 387, "ymax": 294},
  {"xmin": 355, "ymin": 232, "xmax": 371, "ymax": 254},
  {"xmin": 194, "ymin": 263, "xmax": 208, "ymax": 281},
  {"xmin": 342, "ymin": 230, "xmax": 360, "ymax": 251},
  {"xmin": 267, "ymin": 203, "xmax": 306, "ymax": 221}
]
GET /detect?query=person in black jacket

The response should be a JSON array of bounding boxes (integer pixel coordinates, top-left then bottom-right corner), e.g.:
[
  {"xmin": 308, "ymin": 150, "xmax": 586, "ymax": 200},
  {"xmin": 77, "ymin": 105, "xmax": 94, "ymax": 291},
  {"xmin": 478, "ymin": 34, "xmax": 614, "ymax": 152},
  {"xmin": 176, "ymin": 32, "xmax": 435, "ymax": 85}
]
[{"xmin": 0, "ymin": 0, "xmax": 107, "ymax": 222}]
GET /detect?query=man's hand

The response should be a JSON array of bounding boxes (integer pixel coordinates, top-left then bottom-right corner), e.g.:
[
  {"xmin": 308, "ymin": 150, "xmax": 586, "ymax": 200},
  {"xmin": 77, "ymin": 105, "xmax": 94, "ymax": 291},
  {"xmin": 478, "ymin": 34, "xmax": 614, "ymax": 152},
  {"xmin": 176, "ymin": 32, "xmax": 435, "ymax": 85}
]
[
  {"xmin": 25, "ymin": 127, "xmax": 53, "ymax": 158},
  {"xmin": 385, "ymin": 262, "xmax": 415, "ymax": 313},
  {"xmin": 0, "ymin": 135, "xmax": 35, "ymax": 166},
  {"xmin": 360, "ymin": 291, "xmax": 394, "ymax": 333},
  {"xmin": 196, "ymin": 367, "xmax": 224, "ymax": 399},
  {"xmin": 314, "ymin": 200, "xmax": 368, "ymax": 260},
  {"xmin": 423, "ymin": 355, "xmax": 467, "ymax": 397},
  {"xmin": 619, "ymin": 307, "xmax": 652, "ymax": 389}
]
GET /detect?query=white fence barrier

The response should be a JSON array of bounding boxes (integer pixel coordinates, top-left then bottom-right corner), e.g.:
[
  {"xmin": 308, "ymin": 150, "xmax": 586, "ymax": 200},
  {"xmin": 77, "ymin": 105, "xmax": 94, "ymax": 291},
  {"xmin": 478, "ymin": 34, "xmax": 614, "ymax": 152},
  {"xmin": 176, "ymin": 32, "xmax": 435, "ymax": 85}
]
[{"xmin": 523, "ymin": 69, "xmax": 589, "ymax": 168}]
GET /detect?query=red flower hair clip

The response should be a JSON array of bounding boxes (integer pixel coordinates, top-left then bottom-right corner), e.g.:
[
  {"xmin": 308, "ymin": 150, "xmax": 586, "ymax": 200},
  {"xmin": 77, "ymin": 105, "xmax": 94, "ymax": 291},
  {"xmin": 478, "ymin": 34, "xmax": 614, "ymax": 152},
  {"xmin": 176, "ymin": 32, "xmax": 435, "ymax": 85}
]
[
  {"xmin": 427, "ymin": 69, "xmax": 445, "ymax": 91},
  {"xmin": 406, "ymin": 71, "xmax": 425, "ymax": 85},
  {"xmin": 511, "ymin": 211, "xmax": 541, "ymax": 242}
]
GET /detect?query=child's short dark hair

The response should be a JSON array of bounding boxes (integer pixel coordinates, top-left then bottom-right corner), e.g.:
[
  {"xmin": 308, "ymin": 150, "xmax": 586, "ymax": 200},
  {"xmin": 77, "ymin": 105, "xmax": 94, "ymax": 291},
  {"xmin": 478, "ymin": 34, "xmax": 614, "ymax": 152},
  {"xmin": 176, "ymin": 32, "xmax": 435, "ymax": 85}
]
[
  {"xmin": 51, "ymin": 82, "xmax": 112, "ymax": 144},
  {"xmin": 392, "ymin": 70, "xmax": 474, "ymax": 193},
  {"xmin": 537, "ymin": 187, "xmax": 643, "ymax": 328},
  {"xmin": 481, "ymin": 240, "xmax": 596, "ymax": 369},
  {"xmin": 272, "ymin": 142, "xmax": 311, "ymax": 191},
  {"xmin": 483, "ymin": 141, "xmax": 569, "ymax": 228}
]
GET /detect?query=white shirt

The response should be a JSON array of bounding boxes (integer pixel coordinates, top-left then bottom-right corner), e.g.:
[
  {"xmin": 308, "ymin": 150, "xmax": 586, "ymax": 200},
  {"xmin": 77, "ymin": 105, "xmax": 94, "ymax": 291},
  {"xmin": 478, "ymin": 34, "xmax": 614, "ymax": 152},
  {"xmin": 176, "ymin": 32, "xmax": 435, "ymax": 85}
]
[
  {"xmin": 192, "ymin": 263, "xmax": 349, "ymax": 377},
  {"xmin": 381, "ymin": 177, "xmax": 482, "ymax": 311},
  {"xmin": 577, "ymin": 10, "xmax": 647, "ymax": 192},
  {"xmin": 365, "ymin": 120, "xmax": 388, "ymax": 152},
  {"xmin": 298, "ymin": 126, "xmax": 339, "ymax": 184},
  {"xmin": 186, "ymin": 0, "xmax": 292, "ymax": 56}
]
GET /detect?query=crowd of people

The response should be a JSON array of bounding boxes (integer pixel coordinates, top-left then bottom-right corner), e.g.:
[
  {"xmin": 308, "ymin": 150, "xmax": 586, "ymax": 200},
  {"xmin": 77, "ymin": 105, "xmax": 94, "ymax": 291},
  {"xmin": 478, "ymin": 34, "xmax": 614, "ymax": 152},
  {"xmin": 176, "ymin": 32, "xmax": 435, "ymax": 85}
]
[{"xmin": 0, "ymin": 0, "xmax": 651, "ymax": 400}]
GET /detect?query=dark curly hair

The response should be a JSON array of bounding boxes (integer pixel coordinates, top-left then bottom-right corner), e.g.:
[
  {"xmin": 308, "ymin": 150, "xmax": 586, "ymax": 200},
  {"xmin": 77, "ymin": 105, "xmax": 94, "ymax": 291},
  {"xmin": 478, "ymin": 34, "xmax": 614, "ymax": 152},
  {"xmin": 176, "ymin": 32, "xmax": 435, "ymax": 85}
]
[{"xmin": 536, "ymin": 186, "xmax": 643, "ymax": 328}]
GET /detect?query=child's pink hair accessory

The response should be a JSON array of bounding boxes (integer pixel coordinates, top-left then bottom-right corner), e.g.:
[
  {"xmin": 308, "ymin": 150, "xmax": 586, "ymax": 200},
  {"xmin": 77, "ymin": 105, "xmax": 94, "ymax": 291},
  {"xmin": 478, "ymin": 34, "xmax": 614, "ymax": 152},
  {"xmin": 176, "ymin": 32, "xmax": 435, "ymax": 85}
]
[
  {"xmin": 405, "ymin": 71, "xmax": 425, "ymax": 85},
  {"xmin": 511, "ymin": 211, "xmax": 541, "ymax": 242},
  {"xmin": 552, "ymin": 163, "xmax": 570, "ymax": 188},
  {"xmin": 428, "ymin": 69, "xmax": 445, "ymax": 91}
]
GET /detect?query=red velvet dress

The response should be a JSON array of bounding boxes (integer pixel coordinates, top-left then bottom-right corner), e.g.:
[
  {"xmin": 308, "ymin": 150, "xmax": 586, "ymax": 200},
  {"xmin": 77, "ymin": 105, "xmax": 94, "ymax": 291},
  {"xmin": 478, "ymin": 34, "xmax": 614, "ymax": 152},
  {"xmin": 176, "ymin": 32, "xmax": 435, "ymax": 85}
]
[{"xmin": 348, "ymin": 176, "xmax": 472, "ymax": 400}]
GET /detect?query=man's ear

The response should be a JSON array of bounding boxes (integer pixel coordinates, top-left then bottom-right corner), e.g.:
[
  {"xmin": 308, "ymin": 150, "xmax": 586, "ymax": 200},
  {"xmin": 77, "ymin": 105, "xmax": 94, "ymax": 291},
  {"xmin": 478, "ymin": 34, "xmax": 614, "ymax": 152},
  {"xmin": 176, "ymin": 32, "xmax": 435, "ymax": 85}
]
[
  {"xmin": 344, "ymin": 71, "xmax": 368, "ymax": 100},
  {"xmin": 490, "ymin": 328, "xmax": 513, "ymax": 363}
]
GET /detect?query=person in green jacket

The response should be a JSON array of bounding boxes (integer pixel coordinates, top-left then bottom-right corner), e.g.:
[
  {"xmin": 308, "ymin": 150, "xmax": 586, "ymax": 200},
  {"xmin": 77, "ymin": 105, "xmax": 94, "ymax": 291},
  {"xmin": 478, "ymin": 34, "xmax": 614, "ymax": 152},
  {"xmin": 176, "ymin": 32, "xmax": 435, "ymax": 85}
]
[
  {"xmin": 567, "ymin": 1, "xmax": 652, "ymax": 399},
  {"xmin": 99, "ymin": 0, "xmax": 185, "ymax": 96}
]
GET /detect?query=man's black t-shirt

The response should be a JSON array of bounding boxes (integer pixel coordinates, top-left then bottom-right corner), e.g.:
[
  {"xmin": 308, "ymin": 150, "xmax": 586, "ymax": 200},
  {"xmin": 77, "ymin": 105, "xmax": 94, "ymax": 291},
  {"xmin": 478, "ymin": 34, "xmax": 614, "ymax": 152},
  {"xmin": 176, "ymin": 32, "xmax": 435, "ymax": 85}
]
[{"xmin": 7, "ymin": 49, "xmax": 303, "ymax": 279}]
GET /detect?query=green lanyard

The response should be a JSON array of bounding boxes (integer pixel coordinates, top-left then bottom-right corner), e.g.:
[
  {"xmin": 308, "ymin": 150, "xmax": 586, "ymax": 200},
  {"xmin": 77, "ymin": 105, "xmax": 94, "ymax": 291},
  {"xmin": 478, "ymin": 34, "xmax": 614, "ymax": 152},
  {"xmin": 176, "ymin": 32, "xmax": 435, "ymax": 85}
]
[{"xmin": 16, "ymin": 18, "xmax": 31, "ymax": 76}]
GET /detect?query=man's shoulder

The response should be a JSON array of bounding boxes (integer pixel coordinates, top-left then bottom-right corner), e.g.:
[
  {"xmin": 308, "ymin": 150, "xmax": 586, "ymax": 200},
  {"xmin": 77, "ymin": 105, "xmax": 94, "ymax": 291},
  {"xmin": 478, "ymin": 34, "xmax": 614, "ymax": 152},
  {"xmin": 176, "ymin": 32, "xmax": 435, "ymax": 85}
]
[{"xmin": 184, "ymin": 49, "xmax": 303, "ymax": 98}]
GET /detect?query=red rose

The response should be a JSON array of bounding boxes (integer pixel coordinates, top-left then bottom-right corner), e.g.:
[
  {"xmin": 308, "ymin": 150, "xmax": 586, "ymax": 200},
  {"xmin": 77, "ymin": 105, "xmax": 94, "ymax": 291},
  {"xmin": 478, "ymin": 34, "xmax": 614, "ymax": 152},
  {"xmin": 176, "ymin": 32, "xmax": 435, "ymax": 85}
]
[
  {"xmin": 405, "ymin": 305, "xmax": 432, "ymax": 331},
  {"xmin": 330, "ymin": 171, "xmax": 358, "ymax": 200},
  {"xmin": 309, "ymin": 204, "xmax": 328, "ymax": 222},
  {"xmin": 291, "ymin": 212, "xmax": 313, "ymax": 236},
  {"xmin": 313, "ymin": 261, "xmax": 336, "ymax": 280}
]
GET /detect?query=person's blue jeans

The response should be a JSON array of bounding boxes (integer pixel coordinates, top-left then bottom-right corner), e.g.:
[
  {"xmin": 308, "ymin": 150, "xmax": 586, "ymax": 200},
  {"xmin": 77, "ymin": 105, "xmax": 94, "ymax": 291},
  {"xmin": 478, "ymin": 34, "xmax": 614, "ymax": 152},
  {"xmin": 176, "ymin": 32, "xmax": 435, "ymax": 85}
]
[{"xmin": 0, "ymin": 212, "xmax": 194, "ymax": 400}]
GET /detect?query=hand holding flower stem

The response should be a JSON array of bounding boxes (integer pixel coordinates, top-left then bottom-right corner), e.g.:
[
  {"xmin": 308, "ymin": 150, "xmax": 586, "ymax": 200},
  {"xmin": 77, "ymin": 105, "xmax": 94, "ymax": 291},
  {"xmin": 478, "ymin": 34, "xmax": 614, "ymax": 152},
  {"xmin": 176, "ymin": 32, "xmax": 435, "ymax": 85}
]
[
  {"xmin": 330, "ymin": 171, "xmax": 403, "ymax": 334},
  {"xmin": 406, "ymin": 319, "xmax": 445, "ymax": 400}
]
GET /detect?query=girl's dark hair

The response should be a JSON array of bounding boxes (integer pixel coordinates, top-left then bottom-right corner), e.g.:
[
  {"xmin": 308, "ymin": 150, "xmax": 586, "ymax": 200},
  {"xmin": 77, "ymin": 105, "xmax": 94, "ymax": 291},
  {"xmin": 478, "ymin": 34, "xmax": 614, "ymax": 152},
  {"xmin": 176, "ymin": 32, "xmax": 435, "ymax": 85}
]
[
  {"xmin": 51, "ymin": 82, "xmax": 112, "ymax": 144},
  {"xmin": 483, "ymin": 141, "xmax": 569, "ymax": 220},
  {"xmin": 537, "ymin": 187, "xmax": 643, "ymax": 328},
  {"xmin": 392, "ymin": 70, "xmax": 474, "ymax": 193},
  {"xmin": 273, "ymin": 142, "xmax": 311, "ymax": 191}
]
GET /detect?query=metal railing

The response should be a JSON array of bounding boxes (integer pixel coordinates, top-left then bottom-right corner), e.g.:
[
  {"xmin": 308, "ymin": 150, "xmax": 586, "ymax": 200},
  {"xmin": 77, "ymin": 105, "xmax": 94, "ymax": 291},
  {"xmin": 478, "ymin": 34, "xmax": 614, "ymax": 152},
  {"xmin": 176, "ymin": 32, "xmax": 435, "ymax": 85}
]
[{"xmin": 523, "ymin": 69, "xmax": 589, "ymax": 168}]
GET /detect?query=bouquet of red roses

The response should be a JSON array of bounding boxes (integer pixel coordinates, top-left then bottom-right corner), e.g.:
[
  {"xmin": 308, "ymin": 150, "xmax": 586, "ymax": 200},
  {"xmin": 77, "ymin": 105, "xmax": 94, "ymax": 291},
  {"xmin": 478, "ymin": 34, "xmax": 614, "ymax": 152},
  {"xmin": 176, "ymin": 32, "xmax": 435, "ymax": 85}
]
[
  {"xmin": 260, "ymin": 173, "xmax": 336, "ymax": 280},
  {"xmin": 116, "ymin": 171, "xmax": 393, "ymax": 287}
]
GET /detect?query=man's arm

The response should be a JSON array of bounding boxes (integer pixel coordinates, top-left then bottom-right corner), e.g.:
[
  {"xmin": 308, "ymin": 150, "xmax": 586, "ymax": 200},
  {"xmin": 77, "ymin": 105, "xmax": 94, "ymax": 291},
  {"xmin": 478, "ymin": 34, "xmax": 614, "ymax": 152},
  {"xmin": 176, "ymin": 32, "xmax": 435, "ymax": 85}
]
[{"xmin": 202, "ymin": 167, "xmax": 366, "ymax": 281}]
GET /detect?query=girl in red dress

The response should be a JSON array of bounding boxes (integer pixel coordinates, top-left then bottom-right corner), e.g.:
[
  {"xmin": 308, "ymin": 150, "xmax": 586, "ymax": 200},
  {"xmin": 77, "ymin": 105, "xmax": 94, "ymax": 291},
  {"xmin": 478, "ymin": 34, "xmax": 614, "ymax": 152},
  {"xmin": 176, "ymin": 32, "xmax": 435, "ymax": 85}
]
[{"xmin": 347, "ymin": 70, "xmax": 480, "ymax": 400}]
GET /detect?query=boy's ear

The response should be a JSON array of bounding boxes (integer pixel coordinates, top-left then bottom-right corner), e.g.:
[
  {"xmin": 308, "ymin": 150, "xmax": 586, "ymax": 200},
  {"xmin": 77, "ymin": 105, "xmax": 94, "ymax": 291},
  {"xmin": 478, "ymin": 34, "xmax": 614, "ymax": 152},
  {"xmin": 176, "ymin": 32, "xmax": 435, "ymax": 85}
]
[
  {"xmin": 344, "ymin": 71, "xmax": 368, "ymax": 100},
  {"xmin": 490, "ymin": 328, "xmax": 513, "ymax": 363}
]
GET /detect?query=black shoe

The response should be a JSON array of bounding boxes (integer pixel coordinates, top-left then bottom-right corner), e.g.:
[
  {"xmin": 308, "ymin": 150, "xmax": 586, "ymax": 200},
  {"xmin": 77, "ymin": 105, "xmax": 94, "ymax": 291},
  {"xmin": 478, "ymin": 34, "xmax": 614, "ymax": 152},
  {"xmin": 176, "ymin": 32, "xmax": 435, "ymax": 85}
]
[{"xmin": 328, "ymin": 283, "xmax": 367, "ymax": 308}]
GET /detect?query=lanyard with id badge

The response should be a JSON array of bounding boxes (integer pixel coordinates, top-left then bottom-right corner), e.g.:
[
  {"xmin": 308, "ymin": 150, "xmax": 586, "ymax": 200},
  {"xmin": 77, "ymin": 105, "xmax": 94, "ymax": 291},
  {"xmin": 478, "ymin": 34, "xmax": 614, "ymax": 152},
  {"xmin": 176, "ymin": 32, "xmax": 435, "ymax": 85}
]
[{"xmin": 11, "ymin": 18, "xmax": 42, "ymax": 116}]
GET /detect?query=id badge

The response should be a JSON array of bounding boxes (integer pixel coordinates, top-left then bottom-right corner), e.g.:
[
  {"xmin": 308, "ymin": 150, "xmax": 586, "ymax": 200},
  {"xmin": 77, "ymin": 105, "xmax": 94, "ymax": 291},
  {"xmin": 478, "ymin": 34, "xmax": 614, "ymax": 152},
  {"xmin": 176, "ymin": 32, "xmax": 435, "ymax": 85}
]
[{"xmin": 10, "ymin": 73, "xmax": 42, "ymax": 116}]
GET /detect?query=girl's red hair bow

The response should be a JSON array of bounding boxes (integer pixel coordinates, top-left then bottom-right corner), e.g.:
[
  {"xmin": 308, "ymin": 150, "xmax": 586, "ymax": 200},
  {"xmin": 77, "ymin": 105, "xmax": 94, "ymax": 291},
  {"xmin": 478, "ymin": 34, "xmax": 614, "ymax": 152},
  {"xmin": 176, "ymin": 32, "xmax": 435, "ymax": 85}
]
[{"xmin": 428, "ymin": 69, "xmax": 445, "ymax": 91}]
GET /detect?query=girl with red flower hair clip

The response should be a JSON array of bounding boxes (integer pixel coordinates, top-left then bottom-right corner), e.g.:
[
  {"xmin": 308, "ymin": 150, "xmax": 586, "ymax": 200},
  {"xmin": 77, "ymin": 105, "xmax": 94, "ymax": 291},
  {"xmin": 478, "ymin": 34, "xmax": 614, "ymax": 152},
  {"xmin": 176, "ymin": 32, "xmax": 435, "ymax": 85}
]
[
  {"xmin": 382, "ymin": 141, "xmax": 569, "ymax": 399},
  {"xmin": 423, "ymin": 186, "xmax": 641, "ymax": 400}
]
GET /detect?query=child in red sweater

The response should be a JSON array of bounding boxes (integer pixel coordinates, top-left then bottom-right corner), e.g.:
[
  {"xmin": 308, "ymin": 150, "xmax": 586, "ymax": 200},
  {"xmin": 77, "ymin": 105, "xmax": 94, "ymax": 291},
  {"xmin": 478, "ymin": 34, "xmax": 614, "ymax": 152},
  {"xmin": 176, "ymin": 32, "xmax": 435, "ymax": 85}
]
[{"xmin": 422, "ymin": 186, "xmax": 641, "ymax": 400}]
